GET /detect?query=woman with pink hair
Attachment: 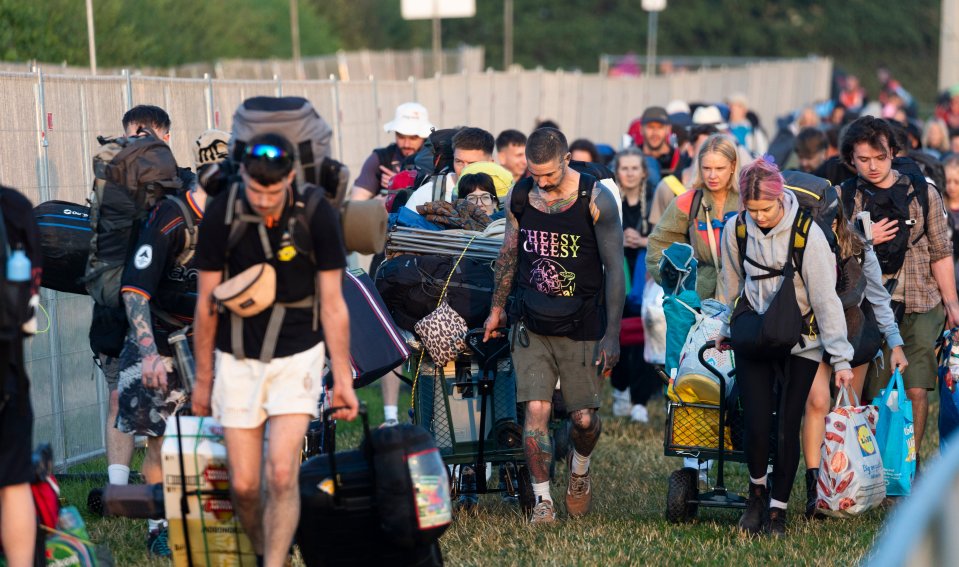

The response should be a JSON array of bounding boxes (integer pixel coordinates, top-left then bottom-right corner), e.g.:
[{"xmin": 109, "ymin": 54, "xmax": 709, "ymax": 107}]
[{"xmin": 718, "ymin": 158, "xmax": 854, "ymax": 537}]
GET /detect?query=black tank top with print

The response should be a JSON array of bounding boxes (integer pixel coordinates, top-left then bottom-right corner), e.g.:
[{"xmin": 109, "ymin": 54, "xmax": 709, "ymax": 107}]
[{"xmin": 511, "ymin": 173, "xmax": 604, "ymax": 339}]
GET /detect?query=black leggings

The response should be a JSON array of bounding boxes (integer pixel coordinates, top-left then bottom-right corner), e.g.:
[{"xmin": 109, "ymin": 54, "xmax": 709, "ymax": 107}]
[
  {"xmin": 610, "ymin": 344, "xmax": 660, "ymax": 405},
  {"xmin": 736, "ymin": 354, "xmax": 819, "ymax": 503}
]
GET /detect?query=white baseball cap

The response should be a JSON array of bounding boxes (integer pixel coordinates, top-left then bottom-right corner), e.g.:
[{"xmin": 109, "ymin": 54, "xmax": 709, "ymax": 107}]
[{"xmin": 384, "ymin": 102, "xmax": 433, "ymax": 138}]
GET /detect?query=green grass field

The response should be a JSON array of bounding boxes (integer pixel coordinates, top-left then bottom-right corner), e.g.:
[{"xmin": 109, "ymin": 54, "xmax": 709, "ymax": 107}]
[{"xmin": 56, "ymin": 383, "xmax": 935, "ymax": 566}]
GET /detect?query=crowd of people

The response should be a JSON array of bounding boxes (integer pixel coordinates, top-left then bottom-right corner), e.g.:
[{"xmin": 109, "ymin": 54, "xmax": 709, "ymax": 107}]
[{"xmin": 3, "ymin": 70, "xmax": 959, "ymax": 565}]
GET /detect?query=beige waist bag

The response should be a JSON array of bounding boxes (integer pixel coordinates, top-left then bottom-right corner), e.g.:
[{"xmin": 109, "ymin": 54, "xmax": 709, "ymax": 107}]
[{"xmin": 213, "ymin": 262, "xmax": 276, "ymax": 317}]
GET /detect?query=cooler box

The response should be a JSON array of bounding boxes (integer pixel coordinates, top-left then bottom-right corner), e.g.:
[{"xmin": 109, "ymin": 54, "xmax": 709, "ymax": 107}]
[{"xmin": 162, "ymin": 416, "xmax": 256, "ymax": 567}]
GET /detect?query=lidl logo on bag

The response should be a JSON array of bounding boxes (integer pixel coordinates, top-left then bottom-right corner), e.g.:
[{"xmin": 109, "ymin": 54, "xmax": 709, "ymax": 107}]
[{"xmin": 857, "ymin": 424, "xmax": 876, "ymax": 456}]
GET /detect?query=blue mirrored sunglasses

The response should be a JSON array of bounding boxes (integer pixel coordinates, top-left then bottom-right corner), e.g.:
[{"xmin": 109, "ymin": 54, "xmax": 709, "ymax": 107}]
[{"xmin": 245, "ymin": 143, "xmax": 291, "ymax": 162}]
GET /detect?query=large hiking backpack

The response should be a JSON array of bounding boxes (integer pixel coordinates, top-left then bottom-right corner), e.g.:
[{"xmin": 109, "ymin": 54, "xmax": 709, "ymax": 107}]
[
  {"xmin": 782, "ymin": 170, "xmax": 840, "ymax": 251},
  {"xmin": 229, "ymin": 96, "xmax": 350, "ymax": 207},
  {"xmin": 840, "ymin": 158, "xmax": 931, "ymax": 275},
  {"xmin": 34, "ymin": 201, "xmax": 91, "ymax": 295},
  {"xmin": 83, "ymin": 130, "xmax": 182, "ymax": 308},
  {"xmin": 410, "ymin": 128, "xmax": 459, "ymax": 202}
]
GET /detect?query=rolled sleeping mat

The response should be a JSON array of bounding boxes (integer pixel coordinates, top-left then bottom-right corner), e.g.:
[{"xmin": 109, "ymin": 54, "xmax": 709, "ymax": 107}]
[{"xmin": 341, "ymin": 199, "xmax": 388, "ymax": 255}]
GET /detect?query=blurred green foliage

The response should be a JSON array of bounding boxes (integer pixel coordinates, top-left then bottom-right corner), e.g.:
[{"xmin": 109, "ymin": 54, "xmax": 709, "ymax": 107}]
[{"xmin": 0, "ymin": 0, "xmax": 944, "ymax": 103}]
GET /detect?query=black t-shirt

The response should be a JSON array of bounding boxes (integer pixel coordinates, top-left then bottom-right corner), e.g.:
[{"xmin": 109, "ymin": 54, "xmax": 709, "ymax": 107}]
[
  {"xmin": 1, "ymin": 187, "xmax": 41, "ymax": 394},
  {"xmin": 622, "ymin": 198, "xmax": 643, "ymax": 271},
  {"xmin": 193, "ymin": 185, "xmax": 347, "ymax": 359},
  {"xmin": 120, "ymin": 194, "xmax": 203, "ymax": 355}
]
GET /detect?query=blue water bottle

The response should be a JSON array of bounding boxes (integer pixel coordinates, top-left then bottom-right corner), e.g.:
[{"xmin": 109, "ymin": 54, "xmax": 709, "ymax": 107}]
[{"xmin": 6, "ymin": 248, "xmax": 30, "ymax": 282}]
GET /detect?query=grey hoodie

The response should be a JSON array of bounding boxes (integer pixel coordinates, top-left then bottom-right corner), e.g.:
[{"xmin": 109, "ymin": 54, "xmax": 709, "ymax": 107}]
[
  {"xmin": 860, "ymin": 246, "xmax": 904, "ymax": 349},
  {"xmin": 720, "ymin": 191, "xmax": 854, "ymax": 371}
]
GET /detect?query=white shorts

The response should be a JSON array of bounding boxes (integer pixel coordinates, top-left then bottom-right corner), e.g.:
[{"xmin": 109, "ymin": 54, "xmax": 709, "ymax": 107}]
[{"xmin": 212, "ymin": 342, "xmax": 326, "ymax": 429}]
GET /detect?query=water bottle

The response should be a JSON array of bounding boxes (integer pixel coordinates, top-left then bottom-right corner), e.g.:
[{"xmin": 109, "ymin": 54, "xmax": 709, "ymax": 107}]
[
  {"xmin": 168, "ymin": 328, "xmax": 195, "ymax": 394},
  {"xmin": 6, "ymin": 248, "xmax": 30, "ymax": 282}
]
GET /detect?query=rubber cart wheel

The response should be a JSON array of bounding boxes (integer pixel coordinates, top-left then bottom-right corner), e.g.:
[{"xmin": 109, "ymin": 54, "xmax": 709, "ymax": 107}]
[{"xmin": 665, "ymin": 467, "xmax": 699, "ymax": 523}]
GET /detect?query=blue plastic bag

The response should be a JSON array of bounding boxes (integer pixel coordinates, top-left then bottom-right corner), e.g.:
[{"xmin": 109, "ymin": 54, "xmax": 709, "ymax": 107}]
[
  {"xmin": 624, "ymin": 248, "xmax": 647, "ymax": 314},
  {"xmin": 937, "ymin": 330, "xmax": 959, "ymax": 450},
  {"xmin": 872, "ymin": 369, "xmax": 916, "ymax": 496}
]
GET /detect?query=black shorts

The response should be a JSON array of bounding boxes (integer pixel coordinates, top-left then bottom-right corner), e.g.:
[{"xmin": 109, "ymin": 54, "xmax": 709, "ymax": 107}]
[{"xmin": 0, "ymin": 395, "xmax": 33, "ymax": 488}]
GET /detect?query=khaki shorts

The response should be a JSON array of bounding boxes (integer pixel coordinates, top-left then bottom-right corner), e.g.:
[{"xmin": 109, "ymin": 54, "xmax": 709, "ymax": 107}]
[
  {"xmin": 212, "ymin": 342, "xmax": 325, "ymax": 429},
  {"xmin": 513, "ymin": 329, "xmax": 602, "ymax": 413},
  {"xmin": 99, "ymin": 353, "xmax": 121, "ymax": 392},
  {"xmin": 864, "ymin": 303, "xmax": 943, "ymax": 400}
]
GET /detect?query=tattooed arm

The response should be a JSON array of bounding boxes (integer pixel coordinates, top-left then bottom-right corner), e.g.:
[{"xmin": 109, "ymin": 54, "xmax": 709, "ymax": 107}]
[
  {"xmin": 484, "ymin": 186, "xmax": 520, "ymax": 342},
  {"xmin": 122, "ymin": 290, "xmax": 168, "ymax": 391},
  {"xmin": 592, "ymin": 183, "xmax": 625, "ymax": 373}
]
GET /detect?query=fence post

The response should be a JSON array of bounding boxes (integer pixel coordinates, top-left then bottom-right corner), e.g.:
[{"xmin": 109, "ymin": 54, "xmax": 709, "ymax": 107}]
[
  {"xmin": 205, "ymin": 73, "xmax": 216, "ymax": 129},
  {"xmin": 410, "ymin": 75, "xmax": 418, "ymax": 103},
  {"xmin": 371, "ymin": 74, "xmax": 380, "ymax": 147},
  {"xmin": 330, "ymin": 74, "xmax": 344, "ymax": 162},
  {"xmin": 275, "ymin": 74, "xmax": 282, "ymax": 97},
  {"xmin": 123, "ymin": 69, "xmax": 133, "ymax": 110}
]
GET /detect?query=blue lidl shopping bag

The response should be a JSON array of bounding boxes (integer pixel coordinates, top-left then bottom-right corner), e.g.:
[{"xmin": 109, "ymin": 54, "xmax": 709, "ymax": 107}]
[
  {"xmin": 937, "ymin": 329, "xmax": 959, "ymax": 450},
  {"xmin": 872, "ymin": 369, "xmax": 916, "ymax": 496}
]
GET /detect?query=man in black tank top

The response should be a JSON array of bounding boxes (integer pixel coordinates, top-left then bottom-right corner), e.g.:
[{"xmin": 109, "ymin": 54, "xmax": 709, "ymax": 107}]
[{"xmin": 483, "ymin": 128, "xmax": 624, "ymax": 524}]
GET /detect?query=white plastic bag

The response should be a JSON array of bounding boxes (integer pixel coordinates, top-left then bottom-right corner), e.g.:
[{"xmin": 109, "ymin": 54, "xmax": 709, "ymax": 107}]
[
  {"xmin": 641, "ymin": 279, "xmax": 666, "ymax": 365},
  {"xmin": 675, "ymin": 299, "xmax": 735, "ymax": 401},
  {"xmin": 816, "ymin": 387, "xmax": 885, "ymax": 517}
]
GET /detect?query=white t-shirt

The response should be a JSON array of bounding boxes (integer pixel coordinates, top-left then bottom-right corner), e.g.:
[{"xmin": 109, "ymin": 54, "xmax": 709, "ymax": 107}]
[{"xmin": 403, "ymin": 173, "xmax": 457, "ymax": 211}]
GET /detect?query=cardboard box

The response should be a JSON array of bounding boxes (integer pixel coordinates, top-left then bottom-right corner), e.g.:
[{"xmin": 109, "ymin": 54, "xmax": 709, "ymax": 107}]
[{"xmin": 162, "ymin": 416, "xmax": 256, "ymax": 567}]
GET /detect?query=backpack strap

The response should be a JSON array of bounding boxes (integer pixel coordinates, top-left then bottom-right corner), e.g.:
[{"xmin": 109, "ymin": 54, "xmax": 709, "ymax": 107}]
[
  {"xmin": 839, "ymin": 177, "xmax": 858, "ymax": 220},
  {"xmin": 298, "ymin": 141, "xmax": 317, "ymax": 186},
  {"xmin": 902, "ymin": 170, "xmax": 930, "ymax": 244},
  {"xmin": 164, "ymin": 195, "xmax": 197, "ymax": 267},
  {"xmin": 509, "ymin": 177, "xmax": 534, "ymax": 220},
  {"xmin": 224, "ymin": 181, "xmax": 273, "ymax": 261},
  {"xmin": 663, "ymin": 175, "xmax": 685, "ymax": 197},
  {"xmin": 735, "ymin": 209, "xmax": 810, "ymax": 280}
]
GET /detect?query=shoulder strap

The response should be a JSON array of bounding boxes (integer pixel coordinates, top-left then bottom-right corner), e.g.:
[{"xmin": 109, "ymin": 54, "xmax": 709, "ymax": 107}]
[
  {"xmin": 687, "ymin": 189, "xmax": 704, "ymax": 231},
  {"xmin": 735, "ymin": 211, "xmax": 748, "ymax": 271},
  {"xmin": 839, "ymin": 177, "xmax": 858, "ymax": 218},
  {"xmin": 510, "ymin": 177, "xmax": 534, "ymax": 220},
  {"xmin": 224, "ymin": 181, "xmax": 273, "ymax": 261},
  {"xmin": 904, "ymin": 172, "xmax": 930, "ymax": 244},
  {"xmin": 165, "ymin": 195, "xmax": 197, "ymax": 266},
  {"xmin": 579, "ymin": 173, "xmax": 596, "ymax": 225},
  {"xmin": 663, "ymin": 175, "xmax": 685, "ymax": 196},
  {"xmin": 791, "ymin": 209, "xmax": 812, "ymax": 276}
]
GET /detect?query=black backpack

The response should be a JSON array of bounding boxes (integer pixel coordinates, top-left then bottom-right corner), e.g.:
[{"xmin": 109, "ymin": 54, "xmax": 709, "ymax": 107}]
[
  {"xmin": 840, "ymin": 159, "xmax": 930, "ymax": 275},
  {"xmin": 782, "ymin": 170, "xmax": 840, "ymax": 252},
  {"xmin": 83, "ymin": 130, "xmax": 183, "ymax": 308},
  {"xmin": 729, "ymin": 209, "xmax": 814, "ymax": 360},
  {"xmin": 34, "ymin": 201, "xmax": 91, "ymax": 295}
]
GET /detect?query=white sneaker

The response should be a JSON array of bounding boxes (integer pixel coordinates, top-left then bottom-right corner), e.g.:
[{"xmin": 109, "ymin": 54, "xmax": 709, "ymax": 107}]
[
  {"xmin": 612, "ymin": 389, "xmax": 631, "ymax": 417},
  {"xmin": 630, "ymin": 404, "xmax": 649, "ymax": 423}
]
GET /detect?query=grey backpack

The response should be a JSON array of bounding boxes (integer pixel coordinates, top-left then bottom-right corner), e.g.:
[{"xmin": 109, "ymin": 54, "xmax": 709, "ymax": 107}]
[{"xmin": 229, "ymin": 96, "xmax": 349, "ymax": 208}]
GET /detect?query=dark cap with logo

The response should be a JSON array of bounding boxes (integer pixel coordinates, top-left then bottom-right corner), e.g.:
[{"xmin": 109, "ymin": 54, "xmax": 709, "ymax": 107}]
[{"xmin": 640, "ymin": 106, "xmax": 670, "ymax": 125}]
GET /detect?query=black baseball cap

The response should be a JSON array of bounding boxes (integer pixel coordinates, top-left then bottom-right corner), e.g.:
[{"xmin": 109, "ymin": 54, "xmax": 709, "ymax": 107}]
[{"xmin": 641, "ymin": 106, "xmax": 670, "ymax": 125}]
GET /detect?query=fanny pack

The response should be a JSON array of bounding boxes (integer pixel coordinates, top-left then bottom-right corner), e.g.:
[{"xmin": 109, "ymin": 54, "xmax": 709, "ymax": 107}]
[
  {"xmin": 213, "ymin": 262, "xmax": 276, "ymax": 317},
  {"xmin": 518, "ymin": 289, "xmax": 589, "ymax": 337}
]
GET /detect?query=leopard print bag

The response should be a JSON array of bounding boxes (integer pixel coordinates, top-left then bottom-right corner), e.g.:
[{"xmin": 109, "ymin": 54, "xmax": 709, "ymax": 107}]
[{"xmin": 414, "ymin": 300, "xmax": 468, "ymax": 366}]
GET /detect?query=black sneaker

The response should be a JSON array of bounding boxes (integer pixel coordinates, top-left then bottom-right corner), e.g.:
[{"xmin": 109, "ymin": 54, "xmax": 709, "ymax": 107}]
[
  {"xmin": 738, "ymin": 482, "xmax": 768, "ymax": 535},
  {"xmin": 768, "ymin": 507, "xmax": 787, "ymax": 537},
  {"xmin": 804, "ymin": 468, "xmax": 822, "ymax": 520},
  {"xmin": 147, "ymin": 525, "xmax": 172, "ymax": 557}
]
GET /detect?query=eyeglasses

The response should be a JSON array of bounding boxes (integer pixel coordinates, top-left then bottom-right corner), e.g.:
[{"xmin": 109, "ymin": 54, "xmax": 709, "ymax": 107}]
[
  {"xmin": 466, "ymin": 193, "xmax": 494, "ymax": 206},
  {"xmin": 244, "ymin": 143, "xmax": 292, "ymax": 163}
]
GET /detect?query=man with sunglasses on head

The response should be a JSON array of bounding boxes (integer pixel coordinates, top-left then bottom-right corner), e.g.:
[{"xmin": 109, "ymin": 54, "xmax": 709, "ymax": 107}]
[
  {"xmin": 483, "ymin": 127, "xmax": 624, "ymax": 524},
  {"xmin": 192, "ymin": 133, "xmax": 358, "ymax": 567}
]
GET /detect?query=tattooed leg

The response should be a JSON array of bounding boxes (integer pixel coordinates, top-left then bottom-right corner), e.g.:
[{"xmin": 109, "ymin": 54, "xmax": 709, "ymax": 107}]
[
  {"xmin": 524, "ymin": 400, "xmax": 553, "ymax": 484},
  {"xmin": 570, "ymin": 409, "xmax": 602, "ymax": 457}
]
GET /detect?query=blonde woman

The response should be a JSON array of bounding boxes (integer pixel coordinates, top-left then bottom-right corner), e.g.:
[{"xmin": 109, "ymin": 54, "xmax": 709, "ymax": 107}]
[{"xmin": 646, "ymin": 134, "xmax": 744, "ymax": 301}]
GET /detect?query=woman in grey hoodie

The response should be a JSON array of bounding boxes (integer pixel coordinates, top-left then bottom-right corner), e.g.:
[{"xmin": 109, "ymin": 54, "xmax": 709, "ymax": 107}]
[{"xmin": 719, "ymin": 158, "xmax": 854, "ymax": 536}]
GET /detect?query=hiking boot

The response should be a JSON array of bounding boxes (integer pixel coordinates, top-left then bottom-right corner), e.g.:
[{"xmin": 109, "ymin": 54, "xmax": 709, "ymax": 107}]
[
  {"xmin": 612, "ymin": 389, "xmax": 631, "ymax": 417},
  {"xmin": 565, "ymin": 458, "xmax": 592, "ymax": 518},
  {"xmin": 738, "ymin": 482, "xmax": 768, "ymax": 536},
  {"xmin": 804, "ymin": 468, "xmax": 821, "ymax": 520},
  {"xmin": 457, "ymin": 466, "xmax": 478, "ymax": 510},
  {"xmin": 529, "ymin": 498, "xmax": 557, "ymax": 525},
  {"xmin": 767, "ymin": 507, "xmax": 787, "ymax": 537},
  {"xmin": 147, "ymin": 525, "xmax": 172, "ymax": 557},
  {"xmin": 630, "ymin": 404, "xmax": 649, "ymax": 423}
]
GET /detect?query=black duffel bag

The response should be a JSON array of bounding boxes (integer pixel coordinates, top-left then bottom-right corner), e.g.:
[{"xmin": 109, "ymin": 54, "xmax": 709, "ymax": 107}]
[
  {"xmin": 33, "ymin": 200, "xmax": 91, "ymax": 295},
  {"xmin": 297, "ymin": 406, "xmax": 449, "ymax": 567}
]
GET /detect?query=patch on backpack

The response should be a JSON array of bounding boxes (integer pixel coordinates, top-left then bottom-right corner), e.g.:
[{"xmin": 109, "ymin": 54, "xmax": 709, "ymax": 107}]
[{"xmin": 134, "ymin": 245, "xmax": 153, "ymax": 269}]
